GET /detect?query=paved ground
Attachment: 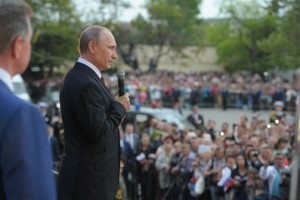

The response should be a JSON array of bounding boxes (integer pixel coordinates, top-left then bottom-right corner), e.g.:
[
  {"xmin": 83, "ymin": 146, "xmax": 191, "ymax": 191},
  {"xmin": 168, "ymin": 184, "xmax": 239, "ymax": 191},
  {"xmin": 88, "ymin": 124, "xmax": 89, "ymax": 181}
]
[{"xmin": 182, "ymin": 108, "xmax": 270, "ymax": 130}]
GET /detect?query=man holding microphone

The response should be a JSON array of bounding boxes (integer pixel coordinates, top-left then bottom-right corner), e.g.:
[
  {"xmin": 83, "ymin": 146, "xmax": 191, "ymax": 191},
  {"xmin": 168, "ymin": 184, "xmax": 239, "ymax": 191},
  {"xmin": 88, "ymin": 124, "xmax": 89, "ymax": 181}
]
[{"xmin": 58, "ymin": 25, "xmax": 130, "ymax": 200}]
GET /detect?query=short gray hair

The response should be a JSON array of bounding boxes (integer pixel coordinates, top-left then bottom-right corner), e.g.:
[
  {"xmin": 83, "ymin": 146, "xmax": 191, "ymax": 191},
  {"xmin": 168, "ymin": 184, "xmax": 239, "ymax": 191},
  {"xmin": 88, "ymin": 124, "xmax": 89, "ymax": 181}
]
[
  {"xmin": 0, "ymin": 0, "xmax": 32, "ymax": 53},
  {"xmin": 78, "ymin": 25, "xmax": 109, "ymax": 54}
]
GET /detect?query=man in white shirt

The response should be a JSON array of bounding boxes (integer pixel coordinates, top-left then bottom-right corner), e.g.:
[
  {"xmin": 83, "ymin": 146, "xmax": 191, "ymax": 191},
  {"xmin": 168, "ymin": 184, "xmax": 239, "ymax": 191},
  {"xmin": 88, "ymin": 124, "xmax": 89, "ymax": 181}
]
[{"xmin": 259, "ymin": 152, "xmax": 289, "ymax": 200}]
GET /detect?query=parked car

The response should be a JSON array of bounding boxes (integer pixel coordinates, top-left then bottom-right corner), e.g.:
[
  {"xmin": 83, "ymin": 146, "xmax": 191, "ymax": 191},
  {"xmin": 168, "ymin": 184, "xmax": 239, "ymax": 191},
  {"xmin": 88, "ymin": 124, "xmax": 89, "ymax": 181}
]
[
  {"xmin": 122, "ymin": 106, "xmax": 192, "ymax": 133},
  {"xmin": 12, "ymin": 74, "xmax": 31, "ymax": 102}
]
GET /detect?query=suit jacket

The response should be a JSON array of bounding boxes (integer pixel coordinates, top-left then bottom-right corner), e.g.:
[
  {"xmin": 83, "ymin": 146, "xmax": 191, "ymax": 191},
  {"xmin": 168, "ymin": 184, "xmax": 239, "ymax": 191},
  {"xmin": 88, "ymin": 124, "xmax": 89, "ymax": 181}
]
[
  {"xmin": 187, "ymin": 113, "xmax": 204, "ymax": 129},
  {"xmin": 57, "ymin": 62, "xmax": 126, "ymax": 200},
  {"xmin": 0, "ymin": 80, "xmax": 56, "ymax": 200},
  {"xmin": 120, "ymin": 139, "xmax": 133, "ymax": 161},
  {"xmin": 50, "ymin": 136, "xmax": 60, "ymax": 162},
  {"xmin": 120, "ymin": 139, "xmax": 133, "ymax": 177},
  {"xmin": 124, "ymin": 133, "xmax": 140, "ymax": 155}
]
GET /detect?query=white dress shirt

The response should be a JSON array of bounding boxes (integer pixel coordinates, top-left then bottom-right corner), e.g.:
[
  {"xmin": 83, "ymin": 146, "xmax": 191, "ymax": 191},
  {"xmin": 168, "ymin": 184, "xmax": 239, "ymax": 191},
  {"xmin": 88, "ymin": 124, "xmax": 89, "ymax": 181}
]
[
  {"xmin": 77, "ymin": 57, "xmax": 102, "ymax": 79},
  {"xmin": 125, "ymin": 134, "xmax": 134, "ymax": 150},
  {"xmin": 0, "ymin": 68, "xmax": 13, "ymax": 91}
]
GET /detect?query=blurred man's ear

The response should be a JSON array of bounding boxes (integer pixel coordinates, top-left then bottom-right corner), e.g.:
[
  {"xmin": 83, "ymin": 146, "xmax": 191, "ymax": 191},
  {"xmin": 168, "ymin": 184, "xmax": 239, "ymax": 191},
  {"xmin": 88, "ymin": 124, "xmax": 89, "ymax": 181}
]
[{"xmin": 11, "ymin": 36, "xmax": 23, "ymax": 59}]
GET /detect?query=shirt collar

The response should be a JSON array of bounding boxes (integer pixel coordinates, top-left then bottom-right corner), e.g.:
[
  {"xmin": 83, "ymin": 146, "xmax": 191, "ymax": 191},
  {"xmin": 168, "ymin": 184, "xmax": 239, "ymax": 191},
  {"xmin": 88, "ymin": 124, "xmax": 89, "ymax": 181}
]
[
  {"xmin": 77, "ymin": 57, "xmax": 102, "ymax": 79},
  {"xmin": 0, "ymin": 68, "xmax": 13, "ymax": 91}
]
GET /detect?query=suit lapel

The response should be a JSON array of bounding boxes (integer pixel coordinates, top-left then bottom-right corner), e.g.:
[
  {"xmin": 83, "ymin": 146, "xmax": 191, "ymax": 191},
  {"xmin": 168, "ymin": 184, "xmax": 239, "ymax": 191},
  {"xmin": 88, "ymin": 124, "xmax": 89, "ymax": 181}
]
[
  {"xmin": 74, "ymin": 62, "xmax": 112, "ymax": 99},
  {"xmin": 0, "ymin": 79, "xmax": 13, "ymax": 94}
]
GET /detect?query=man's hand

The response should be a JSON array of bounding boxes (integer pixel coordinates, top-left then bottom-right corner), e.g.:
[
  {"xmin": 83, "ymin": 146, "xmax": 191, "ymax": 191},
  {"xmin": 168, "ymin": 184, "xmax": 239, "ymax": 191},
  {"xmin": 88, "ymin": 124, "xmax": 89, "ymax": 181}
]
[{"xmin": 115, "ymin": 93, "xmax": 130, "ymax": 111}]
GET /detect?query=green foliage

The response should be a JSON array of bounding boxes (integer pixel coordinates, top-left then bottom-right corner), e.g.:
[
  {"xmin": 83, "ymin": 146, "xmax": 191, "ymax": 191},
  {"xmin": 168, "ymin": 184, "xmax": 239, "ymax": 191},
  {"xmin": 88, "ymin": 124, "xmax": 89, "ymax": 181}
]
[
  {"xmin": 206, "ymin": 0, "xmax": 300, "ymax": 73},
  {"xmin": 25, "ymin": 0, "xmax": 82, "ymax": 80},
  {"xmin": 131, "ymin": 0, "xmax": 202, "ymax": 70}
]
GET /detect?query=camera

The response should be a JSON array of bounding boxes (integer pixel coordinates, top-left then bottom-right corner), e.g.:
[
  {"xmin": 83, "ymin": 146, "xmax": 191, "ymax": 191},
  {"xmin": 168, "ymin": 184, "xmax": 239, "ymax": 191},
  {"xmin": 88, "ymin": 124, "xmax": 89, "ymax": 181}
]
[
  {"xmin": 250, "ymin": 150, "xmax": 259, "ymax": 157},
  {"xmin": 279, "ymin": 172, "xmax": 290, "ymax": 187}
]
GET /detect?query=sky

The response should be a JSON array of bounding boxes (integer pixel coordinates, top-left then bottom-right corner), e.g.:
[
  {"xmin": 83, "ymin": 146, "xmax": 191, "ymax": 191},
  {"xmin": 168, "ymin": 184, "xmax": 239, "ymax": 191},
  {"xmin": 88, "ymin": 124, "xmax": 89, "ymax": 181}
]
[
  {"xmin": 74, "ymin": 0, "xmax": 222, "ymax": 22},
  {"xmin": 120, "ymin": 0, "xmax": 222, "ymax": 20}
]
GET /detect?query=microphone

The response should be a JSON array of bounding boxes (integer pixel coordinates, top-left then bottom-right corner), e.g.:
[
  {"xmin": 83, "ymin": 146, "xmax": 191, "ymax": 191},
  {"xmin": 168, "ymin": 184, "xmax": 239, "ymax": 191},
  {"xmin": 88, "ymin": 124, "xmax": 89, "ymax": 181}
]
[{"xmin": 116, "ymin": 70, "xmax": 125, "ymax": 96}]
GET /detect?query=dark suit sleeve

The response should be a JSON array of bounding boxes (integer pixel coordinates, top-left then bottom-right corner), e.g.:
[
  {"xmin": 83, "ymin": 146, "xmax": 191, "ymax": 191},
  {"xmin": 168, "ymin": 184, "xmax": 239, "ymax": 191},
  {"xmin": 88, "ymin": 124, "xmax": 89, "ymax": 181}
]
[
  {"xmin": 0, "ymin": 105, "xmax": 56, "ymax": 200},
  {"xmin": 74, "ymin": 83, "xmax": 126, "ymax": 144}
]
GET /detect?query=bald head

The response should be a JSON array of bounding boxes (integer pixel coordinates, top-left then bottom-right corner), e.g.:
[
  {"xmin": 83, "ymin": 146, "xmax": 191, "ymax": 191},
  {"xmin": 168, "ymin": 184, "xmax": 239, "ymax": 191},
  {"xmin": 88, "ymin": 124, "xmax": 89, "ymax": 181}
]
[{"xmin": 79, "ymin": 25, "xmax": 109, "ymax": 54}]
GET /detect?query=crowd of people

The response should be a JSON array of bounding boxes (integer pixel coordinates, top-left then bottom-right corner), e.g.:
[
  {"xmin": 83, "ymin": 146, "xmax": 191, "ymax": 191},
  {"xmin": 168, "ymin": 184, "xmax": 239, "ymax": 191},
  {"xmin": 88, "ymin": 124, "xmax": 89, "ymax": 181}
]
[
  {"xmin": 116, "ymin": 101, "xmax": 294, "ymax": 200},
  {"xmin": 38, "ymin": 70, "xmax": 297, "ymax": 200},
  {"xmin": 31, "ymin": 70, "xmax": 298, "ymax": 113},
  {"xmin": 2, "ymin": 1, "xmax": 297, "ymax": 199},
  {"xmin": 102, "ymin": 70, "xmax": 297, "ymax": 112}
]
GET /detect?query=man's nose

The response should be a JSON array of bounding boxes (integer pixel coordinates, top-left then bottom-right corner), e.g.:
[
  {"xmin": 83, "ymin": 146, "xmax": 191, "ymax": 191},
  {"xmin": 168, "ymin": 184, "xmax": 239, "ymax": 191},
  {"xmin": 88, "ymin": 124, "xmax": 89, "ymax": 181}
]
[{"xmin": 112, "ymin": 50, "xmax": 118, "ymax": 59}]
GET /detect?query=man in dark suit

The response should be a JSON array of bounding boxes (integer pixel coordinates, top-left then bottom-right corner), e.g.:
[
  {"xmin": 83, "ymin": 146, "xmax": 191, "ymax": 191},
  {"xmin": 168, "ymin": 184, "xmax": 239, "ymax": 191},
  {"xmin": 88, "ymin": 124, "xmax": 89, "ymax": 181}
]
[
  {"xmin": 0, "ymin": 1, "xmax": 56, "ymax": 199},
  {"xmin": 124, "ymin": 123, "xmax": 140, "ymax": 155},
  {"xmin": 38, "ymin": 101, "xmax": 53, "ymax": 125},
  {"xmin": 119, "ymin": 130, "xmax": 134, "ymax": 199},
  {"xmin": 187, "ymin": 105, "xmax": 205, "ymax": 130},
  {"xmin": 58, "ymin": 26, "xmax": 131, "ymax": 200}
]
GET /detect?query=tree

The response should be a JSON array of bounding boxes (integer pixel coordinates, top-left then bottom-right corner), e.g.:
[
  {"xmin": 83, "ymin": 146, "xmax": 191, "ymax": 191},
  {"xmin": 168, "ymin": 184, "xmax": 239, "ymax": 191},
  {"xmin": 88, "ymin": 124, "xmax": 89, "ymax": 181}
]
[
  {"xmin": 25, "ymin": 0, "xmax": 82, "ymax": 80},
  {"xmin": 206, "ymin": 0, "xmax": 300, "ymax": 73},
  {"xmin": 131, "ymin": 0, "xmax": 203, "ymax": 71}
]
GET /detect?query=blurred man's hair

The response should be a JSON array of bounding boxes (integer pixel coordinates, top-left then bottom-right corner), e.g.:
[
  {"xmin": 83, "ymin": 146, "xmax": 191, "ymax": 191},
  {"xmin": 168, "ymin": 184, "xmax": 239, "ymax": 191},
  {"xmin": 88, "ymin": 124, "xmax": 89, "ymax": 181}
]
[{"xmin": 0, "ymin": 0, "xmax": 32, "ymax": 53}]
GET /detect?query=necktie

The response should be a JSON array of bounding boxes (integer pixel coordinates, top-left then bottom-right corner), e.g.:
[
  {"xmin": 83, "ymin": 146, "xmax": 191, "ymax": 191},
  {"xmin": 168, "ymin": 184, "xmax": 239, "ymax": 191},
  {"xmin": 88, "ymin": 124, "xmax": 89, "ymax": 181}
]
[{"xmin": 100, "ymin": 76, "xmax": 105, "ymax": 86}]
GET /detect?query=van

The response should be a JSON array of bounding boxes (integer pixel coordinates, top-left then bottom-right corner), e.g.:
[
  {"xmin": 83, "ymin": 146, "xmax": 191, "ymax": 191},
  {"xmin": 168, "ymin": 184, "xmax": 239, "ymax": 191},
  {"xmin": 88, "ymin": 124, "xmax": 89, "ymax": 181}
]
[{"xmin": 12, "ymin": 74, "xmax": 31, "ymax": 102}]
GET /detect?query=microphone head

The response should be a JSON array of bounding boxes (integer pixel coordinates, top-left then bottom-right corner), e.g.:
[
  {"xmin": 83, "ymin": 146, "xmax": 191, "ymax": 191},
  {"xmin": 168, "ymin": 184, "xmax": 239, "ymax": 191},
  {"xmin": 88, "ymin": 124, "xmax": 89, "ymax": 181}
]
[{"xmin": 117, "ymin": 70, "xmax": 125, "ymax": 79}]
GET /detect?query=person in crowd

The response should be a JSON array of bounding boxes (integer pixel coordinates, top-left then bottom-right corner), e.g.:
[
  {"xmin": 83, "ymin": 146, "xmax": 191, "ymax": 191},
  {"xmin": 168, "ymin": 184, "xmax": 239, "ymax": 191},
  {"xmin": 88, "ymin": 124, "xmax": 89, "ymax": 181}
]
[
  {"xmin": 206, "ymin": 120, "xmax": 217, "ymax": 142},
  {"xmin": 245, "ymin": 168, "xmax": 260, "ymax": 200},
  {"xmin": 155, "ymin": 141, "xmax": 174, "ymax": 199},
  {"xmin": 247, "ymin": 149, "xmax": 263, "ymax": 171},
  {"xmin": 47, "ymin": 124, "xmax": 60, "ymax": 170},
  {"xmin": 119, "ymin": 130, "xmax": 134, "ymax": 200},
  {"xmin": 173, "ymin": 143, "xmax": 196, "ymax": 199},
  {"xmin": 220, "ymin": 122, "xmax": 231, "ymax": 138},
  {"xmin": 220, "ymin": 86, "xmax": 229, "ymax": 110},
  {"xmin": 259, "ymin": 152, "xmax": 289, "ymax": 200},
  {"xmin": 0, "ymin": 1, "xmax": 56, "ymax": 199},
  {"xmin": 251, "ymin": 84, "xmax": 261, "ymax": 112},
  {"xmin": 231, "ymin": 154, "xmax": 248, "ymax": 200},
  {"xmin": 38, "ymin": 101, "xmax": 52, "ymax": 125},
  {"xmin": 187, "ymin": 105, "xmax": 205, "ymax": 130},
  {"xmin": 217, "ymin": 155, "xmax": 236, "ymax": 200},
  {"xmin": 260, "ymin": 145, "xmax": 275, "ymax": 166},
  {"xmin": 124, "ymin": 123, "xmax": 140, "ymax": 155},
  {"xmin": 270, "ymin": 101, "xmax": 286, "ymax": 124},
  {"xmin": 190, "ymin": 136, "xmax": 200, "ymax": 154},
  {"xmin": 143, "ymin": 117, "xmax": 159, "ymax": 137},
  {"xmin": 156, "ymin": 135, "xmax": 174, "ymax": 156},
  {"xmin": 274, "ymin": 138, "xmax": 289, "ymax": 156},
  {"xmin": 136, "ymin": 133, "xmax": 157, "ymax": 200},
  {"xmin": 210, "ymin": 147, "xmax": 226, "ymax": 200},
  {"xmin": 197, "ymin": 151, "xmax": 214, "ymax": 200},
  {"xmin": 169, "ymin": 141, "xmax": 183, "ymax": 199},
  {"xmin": 57, "ymin": 25, "xmax": 130, "ymax": 200}
]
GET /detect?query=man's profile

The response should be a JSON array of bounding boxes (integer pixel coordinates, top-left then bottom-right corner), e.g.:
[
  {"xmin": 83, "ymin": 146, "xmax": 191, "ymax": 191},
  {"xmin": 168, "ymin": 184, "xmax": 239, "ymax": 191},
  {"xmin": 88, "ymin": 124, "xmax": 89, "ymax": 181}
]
[{"xmin": 58, "ymin": 25, "xmax": 130, "ymax": 200}]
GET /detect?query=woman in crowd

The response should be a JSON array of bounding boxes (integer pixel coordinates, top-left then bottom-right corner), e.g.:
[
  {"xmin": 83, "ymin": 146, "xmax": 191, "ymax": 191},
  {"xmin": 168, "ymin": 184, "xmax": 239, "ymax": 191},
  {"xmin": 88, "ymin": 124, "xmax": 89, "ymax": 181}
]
[
  {"xmin": 155, "ymin": 139, "xmax": 174, "ymax": 199},
  {"xmin": 231, "ymin": 155, "xmax": 248, "ymax": 200}
]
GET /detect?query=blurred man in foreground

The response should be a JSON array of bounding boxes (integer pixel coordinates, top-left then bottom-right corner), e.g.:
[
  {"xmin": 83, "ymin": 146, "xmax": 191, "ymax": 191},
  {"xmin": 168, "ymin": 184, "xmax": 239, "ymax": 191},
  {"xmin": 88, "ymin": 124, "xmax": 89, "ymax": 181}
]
[{"xmin": 0, "ymin": 0, "xmax": 56, "ymax": 199}]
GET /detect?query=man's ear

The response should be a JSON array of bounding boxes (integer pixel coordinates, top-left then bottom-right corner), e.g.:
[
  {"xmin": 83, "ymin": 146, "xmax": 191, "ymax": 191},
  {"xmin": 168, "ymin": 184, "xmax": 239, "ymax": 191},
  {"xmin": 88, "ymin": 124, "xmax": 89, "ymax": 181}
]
[
  {"xmin": 88, "ymin": 41, "xmax": 96, "ymax": 54},
  {"xmin": 11, "ymin": 36, "xmax": 23, "ymax": 59}
]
